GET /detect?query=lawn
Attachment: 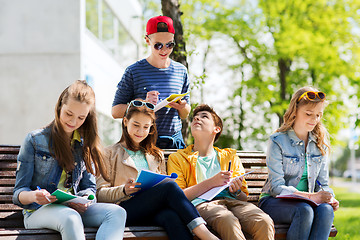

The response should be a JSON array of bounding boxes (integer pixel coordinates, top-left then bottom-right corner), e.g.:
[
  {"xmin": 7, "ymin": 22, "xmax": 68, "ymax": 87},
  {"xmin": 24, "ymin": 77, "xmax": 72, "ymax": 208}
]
[{"xmin": 332, "ymin": 186, "xmax": 360, "ymax": 240}]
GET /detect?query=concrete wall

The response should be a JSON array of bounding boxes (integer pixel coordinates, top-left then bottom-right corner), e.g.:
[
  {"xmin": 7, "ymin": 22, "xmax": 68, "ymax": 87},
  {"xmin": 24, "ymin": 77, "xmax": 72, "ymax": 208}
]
[{"xmin": 0, "ymin": 0, "xmax": 83, "ymax": 144}]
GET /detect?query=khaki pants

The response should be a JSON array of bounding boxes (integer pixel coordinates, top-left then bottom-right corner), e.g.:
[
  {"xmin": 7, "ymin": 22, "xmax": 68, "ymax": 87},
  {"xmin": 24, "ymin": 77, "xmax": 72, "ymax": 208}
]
[{"xmin": 196, "ymin": 198, "xmax": 275, "ymax": 240}]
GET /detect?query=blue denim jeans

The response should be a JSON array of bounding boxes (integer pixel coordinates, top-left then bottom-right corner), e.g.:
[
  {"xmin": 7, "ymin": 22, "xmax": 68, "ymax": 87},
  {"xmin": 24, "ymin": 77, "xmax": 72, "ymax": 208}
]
[
  {"xmin": 24, "ymin": 203, "xmax": 126, "ymax": 240},
  {"xmin": 156, "ymin": 131, "xmax": 185, "ymax": 149},
  {"xmin": 120, "ymin": 181, "xmax": 205, "ymax": 240},
  {"xmin": 259, "ymin": 196, "xmax": 334, "ymax": 240}
]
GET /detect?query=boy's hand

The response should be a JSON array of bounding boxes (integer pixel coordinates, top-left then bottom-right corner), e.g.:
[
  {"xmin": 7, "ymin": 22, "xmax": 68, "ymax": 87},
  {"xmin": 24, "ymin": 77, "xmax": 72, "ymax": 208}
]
[
  {"xmin": 209, "ymin": 171, "xmax": 231, "ymax": 187},
  {"xmin": 168, "ymin": 99, "xmax": 187, "ymax": 110},
  {"xmin": 229, "ymin": 176, "xmax": 243, "ymax": 193},
  {"xmin": 146, "ymin": 91, "xmax": 159, "ymax": 105}
]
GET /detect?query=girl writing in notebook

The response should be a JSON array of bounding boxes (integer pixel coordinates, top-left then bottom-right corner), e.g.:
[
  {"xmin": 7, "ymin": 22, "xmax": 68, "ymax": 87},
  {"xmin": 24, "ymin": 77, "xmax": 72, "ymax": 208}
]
[
  {"xmin": 96, "ymin": 100, "xmax": 219, "ymax": 240},
  {"xmin": 13, "ymin": 80, "xmax": 126, "ymax": 240},
  {"xmin": 259, "ymin": 86, "xmax": 339, "ymax": 240}
]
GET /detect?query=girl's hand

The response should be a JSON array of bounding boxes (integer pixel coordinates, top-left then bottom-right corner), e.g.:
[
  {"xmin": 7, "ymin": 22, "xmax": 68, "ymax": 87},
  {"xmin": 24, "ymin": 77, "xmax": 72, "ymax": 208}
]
[
  {"xmin": 123, "ymin": 178, "xmax": 141, "ymax": 196},
  {"xmin": 330, "ymin": 197, "xmax": 340, "ymax": 211},
  {"xmin": 229, "ymin": 176, "xmax": 243, "ymax": 193},
  {"xmin": 34, "ymin": 189, "xmax": 57, "ymax": 205},
  {"xmin": 67, "ymin": 202, "xmax": 89, "ymax": 213},
  {"xmin": 209, "ymin": 171, "xmax": 231, "ymax": 187},
  {"xmin": 310, "ymin": 191, "xmax": 333, "ymax": 204},
  {"xmin": 145, "ymin": 91, "xmax": 159, "ymax": 105}
]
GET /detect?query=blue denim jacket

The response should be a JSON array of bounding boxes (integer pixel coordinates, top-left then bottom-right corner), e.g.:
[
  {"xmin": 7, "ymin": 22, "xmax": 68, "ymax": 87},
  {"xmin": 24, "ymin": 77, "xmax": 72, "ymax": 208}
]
[
  {"xmin": 262, "ymin": 129, "xmax": 334, "ymax": 197},
  {"xmin": 13, "ymin": 127, "xmax": 96, "ymax": 210}
]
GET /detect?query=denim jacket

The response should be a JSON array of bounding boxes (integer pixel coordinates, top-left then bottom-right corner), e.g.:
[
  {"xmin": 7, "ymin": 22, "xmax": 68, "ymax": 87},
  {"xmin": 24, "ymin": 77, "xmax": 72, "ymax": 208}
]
[
  {"xmin": 261, "ymin": 129, "xmax": 334, "ymax": 197},
  {"xmin": 13, "ymin": 127, "xmax": 96, "ymax": 210}
]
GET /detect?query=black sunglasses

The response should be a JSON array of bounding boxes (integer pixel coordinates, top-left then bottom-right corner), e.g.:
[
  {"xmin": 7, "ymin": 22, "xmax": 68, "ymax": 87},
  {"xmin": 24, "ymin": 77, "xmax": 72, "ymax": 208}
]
[
  {"xmin": 146, "ymin": 35, "xmax": 176, "ymax": 50},
  {"xmin": 64, "ymin": 172, "xmax": 73, "ymax": 188}
]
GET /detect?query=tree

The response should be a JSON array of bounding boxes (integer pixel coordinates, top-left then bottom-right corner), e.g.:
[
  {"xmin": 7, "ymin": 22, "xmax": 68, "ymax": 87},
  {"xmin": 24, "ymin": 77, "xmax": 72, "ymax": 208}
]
[{"xmin": 180, "ymin": 0, "xmax": 360, "ymax": 150}]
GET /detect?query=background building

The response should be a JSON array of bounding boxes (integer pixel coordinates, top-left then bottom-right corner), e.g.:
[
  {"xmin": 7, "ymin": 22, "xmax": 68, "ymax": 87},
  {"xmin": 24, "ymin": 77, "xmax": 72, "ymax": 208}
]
[{"xmin": 0, "ymin": 0, "xmax": 143, "ymax": 145}]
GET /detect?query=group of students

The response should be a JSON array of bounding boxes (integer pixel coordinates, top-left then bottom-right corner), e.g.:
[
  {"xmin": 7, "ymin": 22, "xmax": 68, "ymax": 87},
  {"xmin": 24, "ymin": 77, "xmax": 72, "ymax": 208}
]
[{"xmin": 13, "ymin": 15, "xmax": 339, "ymax": 240}]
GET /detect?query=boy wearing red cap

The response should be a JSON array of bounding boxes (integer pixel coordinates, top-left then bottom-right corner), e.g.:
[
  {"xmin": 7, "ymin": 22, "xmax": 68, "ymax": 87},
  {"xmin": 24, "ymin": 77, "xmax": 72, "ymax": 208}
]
[{"xmin": 112, "ymin": 16, "xmax": 191, "ymax": 149}]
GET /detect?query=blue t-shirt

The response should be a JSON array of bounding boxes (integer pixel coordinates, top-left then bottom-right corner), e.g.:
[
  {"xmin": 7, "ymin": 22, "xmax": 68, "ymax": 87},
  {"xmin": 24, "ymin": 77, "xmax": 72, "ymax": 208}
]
[{"xmin": 113, "ymin": 59, "xmax": 190, "ymax": 137}]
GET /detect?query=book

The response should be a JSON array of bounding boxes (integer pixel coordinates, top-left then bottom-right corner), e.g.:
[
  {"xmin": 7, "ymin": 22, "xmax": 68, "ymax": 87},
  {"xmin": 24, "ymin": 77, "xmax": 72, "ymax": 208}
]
[
  {"xmin": 51, "ymin": 189, "xmax": 95, "ymax": 205},
  {"xmin": 198, "ymin": 170, "xmax": 254, "ymax": 201},
  {"xmin": 154, "ymin": 92, "xmax": 189, "ymax": 112},
  {"xmin": 276, "ymin": 193, "xmax": 320, "ymax": 207},
  {"xmin": 133, "ymin": 170, "xmax": 178, "ymax": 195}
]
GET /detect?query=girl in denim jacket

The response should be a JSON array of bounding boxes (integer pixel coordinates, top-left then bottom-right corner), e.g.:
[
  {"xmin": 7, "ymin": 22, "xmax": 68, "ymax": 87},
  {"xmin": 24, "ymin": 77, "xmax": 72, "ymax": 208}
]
[
  {"xmin": 13, "ymin": 80, "xmax": 126, "ymax": 240},
  {"xmin": 259, "ymin": 86, "xmax": 339, "ymax": 240}
]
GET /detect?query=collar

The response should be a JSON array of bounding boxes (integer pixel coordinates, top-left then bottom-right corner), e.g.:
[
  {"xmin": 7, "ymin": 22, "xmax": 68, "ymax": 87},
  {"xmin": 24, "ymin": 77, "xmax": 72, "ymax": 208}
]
[
  {"xmin": 288, "ymin": 128, "xmax": 317, "ymax": 146},
  {"xmin": 71, "ymin": 130, "xmax": 82, "ymax": 146}
]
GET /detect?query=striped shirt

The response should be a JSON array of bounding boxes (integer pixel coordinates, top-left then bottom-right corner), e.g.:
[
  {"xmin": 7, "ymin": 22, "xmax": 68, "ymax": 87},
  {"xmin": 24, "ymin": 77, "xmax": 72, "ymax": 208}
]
[{"xmin": 113, "ymin": 59, "xmax": 190, "ymax": 136}]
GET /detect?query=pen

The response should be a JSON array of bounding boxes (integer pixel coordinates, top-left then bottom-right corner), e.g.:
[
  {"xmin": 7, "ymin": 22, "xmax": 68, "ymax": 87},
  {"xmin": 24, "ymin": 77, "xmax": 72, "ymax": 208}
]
[
  {"xmin": 228, "ymin": 161, "xmax": 232, "ymax": 171},
  {"xmin": 36, "ymin": 186, "xmax": 51, "ymax": 202},
  {"xmin": 316, "ymin": 180, "xmax": 325, "ymax": 191}
]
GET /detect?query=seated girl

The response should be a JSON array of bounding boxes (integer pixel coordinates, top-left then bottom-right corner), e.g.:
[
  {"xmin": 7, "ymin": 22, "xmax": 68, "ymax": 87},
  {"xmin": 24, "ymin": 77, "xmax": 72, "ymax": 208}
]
[
  {"xmin": 13, "ymin": 80, "xmax": 126, "ymax": 240},
  {"xmin": 96, "ymin": 100, "xmax": 219, "ymax": 240},
  {"xmin": 259, "ymin": 86, "xmax": 339, "ymax": 240}
]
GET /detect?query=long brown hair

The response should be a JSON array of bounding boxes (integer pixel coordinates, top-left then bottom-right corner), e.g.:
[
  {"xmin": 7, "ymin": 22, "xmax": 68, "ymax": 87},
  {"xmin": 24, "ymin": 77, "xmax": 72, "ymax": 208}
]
[
  {"xmin": 50, "ymin": 80, "xmax": 109, "ymax": 180},
  {"xmin": 277, "ymin": 86, "xmax": 330, "ymax": 155},
  {"xmin": 121, "ymin": 102, "xmax": 163, "ymax": 161}
]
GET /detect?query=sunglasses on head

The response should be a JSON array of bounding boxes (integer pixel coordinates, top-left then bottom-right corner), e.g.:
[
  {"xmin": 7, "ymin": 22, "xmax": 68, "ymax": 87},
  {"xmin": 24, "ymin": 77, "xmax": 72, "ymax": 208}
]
[
  {"xmin": 297, "ymin": 91, "xmax": 326, "ymax": 103},
  {"xmin": 125, "ymin": 100, "xmax": 155, "ymax": 115},
  {"xmin": 146, "ymin": 35, "xmax": 176, "ymax": 50}
]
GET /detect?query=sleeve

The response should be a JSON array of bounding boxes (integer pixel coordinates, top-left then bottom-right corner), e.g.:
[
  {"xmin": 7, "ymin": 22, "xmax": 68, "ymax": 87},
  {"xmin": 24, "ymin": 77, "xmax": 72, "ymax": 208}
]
[
  {"xmin": 181, "ymin": 69, "xmax": 190, "ymax": 104},
  {"xmin": 96, "ymin": 148, "xmax": 131, "ymax": 203},
  {"xmin": 266, "ymin": 139, "xmax": 298, "ymax": 196},
  {"xmin": 315, "ymin": 151, "xmax": 334, "ymax": 196},
  {"xmin": 12, "ymin": 133, "xmax": 41, "ymax": 209},
  {"xmin": 77, "ymin": 165, "xmax": 97, "ymax": 199},
  {"xmin": 112, "ymin": 67, "xmax": 135, "ymax": 106},
  {"xmin": 232, "ymin": 154, "xmax": 249, "ymax": 196},
  {"xmin": 167, "ymin": 153, "xmax": 188, "ymax": 189}
]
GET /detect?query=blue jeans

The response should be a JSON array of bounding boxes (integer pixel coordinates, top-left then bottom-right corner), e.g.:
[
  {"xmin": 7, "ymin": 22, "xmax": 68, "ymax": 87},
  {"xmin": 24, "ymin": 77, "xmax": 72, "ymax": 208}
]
[
  {"xmin": 24, "ymin": 203, "xmax": 126, "ymax": 240},
  {"xmin": 156, "ymin": 131, "xmax": 185, "ymax": 149},
  {"xmin": 259, "ymin": 196, "xmax": 334, "ymax": 240},
  {"xmin": 120, "ymin": 181, "xmax": 205, "ymax": 240}
]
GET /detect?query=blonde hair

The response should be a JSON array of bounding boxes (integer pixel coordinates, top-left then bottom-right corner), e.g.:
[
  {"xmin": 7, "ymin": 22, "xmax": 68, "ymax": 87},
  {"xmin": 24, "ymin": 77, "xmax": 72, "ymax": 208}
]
[
  {"xmin": 277, "ymin": 86, "xmax": 330, "ymax": 155},
  {"xmin": 50, "ymin": 80, "xmax": 109, "ymax": 180}
]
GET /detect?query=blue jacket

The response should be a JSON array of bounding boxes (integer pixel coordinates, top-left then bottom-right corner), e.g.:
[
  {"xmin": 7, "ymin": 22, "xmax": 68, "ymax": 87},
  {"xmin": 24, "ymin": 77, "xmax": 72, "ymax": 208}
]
[
  {"xmin": 261, "ymin": 129, "xmax": 334, "ymax": 196},
  {"xmin": 13, "ymin": 127, "xmax": 96, "ymax": 210}
]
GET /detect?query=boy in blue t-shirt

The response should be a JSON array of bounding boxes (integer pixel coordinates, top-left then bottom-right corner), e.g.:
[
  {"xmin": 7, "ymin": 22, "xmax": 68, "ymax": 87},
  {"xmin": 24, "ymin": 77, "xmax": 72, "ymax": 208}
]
[{"xmin": 112, "ymin": 16, "xmax": 190, "ymax": 149}]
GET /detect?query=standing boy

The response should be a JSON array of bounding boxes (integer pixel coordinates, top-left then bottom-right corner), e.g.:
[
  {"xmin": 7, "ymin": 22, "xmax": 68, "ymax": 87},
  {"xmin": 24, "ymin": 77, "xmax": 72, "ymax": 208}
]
[
  {"xmin": 112, "ymin": 16, "xmax": 190, "ymax": 149},
  {"xmin": 167, "ymin": 104, "xmax": 275, "ymax": 240}
]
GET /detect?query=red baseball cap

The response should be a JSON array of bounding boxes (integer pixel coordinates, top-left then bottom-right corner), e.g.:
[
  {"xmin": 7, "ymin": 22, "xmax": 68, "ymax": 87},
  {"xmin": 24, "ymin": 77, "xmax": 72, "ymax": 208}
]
[{"xmin": 146, "ymin": 16, "xmax": 175, "ymax": 35}]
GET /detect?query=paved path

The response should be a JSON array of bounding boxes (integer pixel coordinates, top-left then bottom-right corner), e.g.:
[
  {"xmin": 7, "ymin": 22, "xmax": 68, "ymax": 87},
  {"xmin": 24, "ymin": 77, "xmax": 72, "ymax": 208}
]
[{"xmin": 330, "ymin": 177, "xmax": 360, "ymax": 193}]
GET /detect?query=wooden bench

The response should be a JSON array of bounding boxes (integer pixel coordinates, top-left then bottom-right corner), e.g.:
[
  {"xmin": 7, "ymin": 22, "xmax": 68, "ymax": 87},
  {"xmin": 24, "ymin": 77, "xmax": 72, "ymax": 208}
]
[{"xmin": 0, "ymin": 145, "xmax": 337, "ymax": 239}]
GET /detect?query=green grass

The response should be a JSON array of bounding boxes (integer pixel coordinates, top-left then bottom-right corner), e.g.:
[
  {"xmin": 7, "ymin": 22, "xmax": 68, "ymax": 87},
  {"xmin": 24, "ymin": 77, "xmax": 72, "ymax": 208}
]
[{"xmin": 332, "ymin": 186, "xmax": 360, "ymax": 240}]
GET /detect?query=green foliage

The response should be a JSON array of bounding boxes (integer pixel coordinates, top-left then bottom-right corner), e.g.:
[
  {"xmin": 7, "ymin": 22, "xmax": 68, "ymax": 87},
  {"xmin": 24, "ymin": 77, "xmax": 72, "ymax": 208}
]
[
  {"xmin": 180, "ymin": 0, "xmax": 360, "ymax": 150},
  {"xmin": 332, "ymin": 186, "xmax": 360, "ymax": 240}
]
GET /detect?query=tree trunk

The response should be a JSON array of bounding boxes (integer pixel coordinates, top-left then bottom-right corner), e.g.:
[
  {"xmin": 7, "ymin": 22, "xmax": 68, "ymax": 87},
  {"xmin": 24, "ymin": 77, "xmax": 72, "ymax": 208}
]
[
  {"xmin": 161, "ymin": 0, "xmax": 187, "ymax": 68},
  {"xmin": 161, "ymin": 0, "xmax": 189, "ymax": 143},
  {"xmin": 277, "ymin": 58, "xmax": 291, "ymax": 126}
]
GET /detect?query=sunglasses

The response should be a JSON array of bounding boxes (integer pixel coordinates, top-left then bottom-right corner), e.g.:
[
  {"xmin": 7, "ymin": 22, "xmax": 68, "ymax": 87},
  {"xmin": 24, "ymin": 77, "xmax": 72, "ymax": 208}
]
[
  {"xmin": 64, "ymin": 172, "xmax": 72, "ymax": 188},
  {"xmin": 297, "ymin": 91, "xmax": 326, "ymax": 103},
  {"xmin": 146, "ymin": 35, "xmax": 175, "ymax": 50},
  {"xmin": 125, "ymin": 100, "xmax": 155, "ymax": 115}
]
